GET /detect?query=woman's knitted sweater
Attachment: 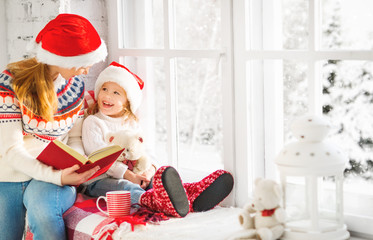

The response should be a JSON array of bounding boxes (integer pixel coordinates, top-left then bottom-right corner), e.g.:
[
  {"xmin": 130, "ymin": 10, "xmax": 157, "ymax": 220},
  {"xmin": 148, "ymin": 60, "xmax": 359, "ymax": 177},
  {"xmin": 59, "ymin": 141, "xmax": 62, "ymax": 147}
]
[{"xmin": 0, "ymin": 70, "xmax": 85, "ymax": 186}]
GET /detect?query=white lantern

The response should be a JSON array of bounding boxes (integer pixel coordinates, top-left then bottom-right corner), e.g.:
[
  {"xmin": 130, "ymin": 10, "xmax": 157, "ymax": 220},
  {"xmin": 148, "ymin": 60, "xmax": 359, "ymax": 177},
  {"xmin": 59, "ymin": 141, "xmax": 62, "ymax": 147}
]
[{"xmin": 275, "ymin": 115, "xmax": 350, "ymax": 240}]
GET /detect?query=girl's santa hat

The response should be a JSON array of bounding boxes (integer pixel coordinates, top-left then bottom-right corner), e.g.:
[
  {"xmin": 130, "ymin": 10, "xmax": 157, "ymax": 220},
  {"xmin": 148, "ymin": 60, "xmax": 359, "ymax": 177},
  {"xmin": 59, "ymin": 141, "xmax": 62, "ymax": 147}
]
[
  {"xmin": 28, "ymin": 13, "xmax": 107, "ymax": 69},
  {"xmin": 95, "ymin": 62, "xmax": 144, "ymax": 113}
]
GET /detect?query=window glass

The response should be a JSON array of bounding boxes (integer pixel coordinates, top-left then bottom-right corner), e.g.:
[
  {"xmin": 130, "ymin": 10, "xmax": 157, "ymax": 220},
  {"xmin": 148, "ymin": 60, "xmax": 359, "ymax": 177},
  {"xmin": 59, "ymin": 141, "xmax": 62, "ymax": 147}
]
[
  {"xmin": 282, "ymin": 0, "xmax": 309, "ymax": 50},
  {"xmin": 173, "ymin": 0, "xmax": 221, "ymax": 50},
  {"xmin": 322, "ymin": 60, "xmax": 373, "ymax": 217},
  {"xmin": 176, "ymin": 57, "xmax": 223, "ymax": 172},
  {"xmin": 119, "ymin": 0, "xmax": 164, "ymax": 48},
  {"xmin": 321, "ymin": 0, "xmax": 373, "ymax": 50},
  {"xmin": 283, "ymin": 60, "xmax": 308, "ymax": 142}
]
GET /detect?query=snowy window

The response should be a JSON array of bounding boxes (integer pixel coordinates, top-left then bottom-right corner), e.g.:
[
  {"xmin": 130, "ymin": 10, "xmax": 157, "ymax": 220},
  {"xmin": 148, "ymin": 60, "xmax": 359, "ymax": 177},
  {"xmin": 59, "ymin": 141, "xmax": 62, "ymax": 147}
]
[
  {"xmin": 107, "ymin": 0, "xmax": 232, "ymax": 185},
  {"xmin": 280, "ymin": 0, "xmax": 373, "ymax": 236},
  {"xmin": 108, "ymin": 0, "xmax": 373, "ymax": 236}
]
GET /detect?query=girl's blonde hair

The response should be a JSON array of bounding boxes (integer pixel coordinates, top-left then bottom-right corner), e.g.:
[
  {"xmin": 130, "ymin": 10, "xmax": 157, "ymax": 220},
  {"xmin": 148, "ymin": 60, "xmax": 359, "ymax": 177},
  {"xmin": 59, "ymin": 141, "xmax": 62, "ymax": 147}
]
[
  {"xmin": 87, "ymin": 89, "xmax": 138, "ymax": 123},
  {"xmin": 7, "ymin": 58, "xmax": 57, "ymax": 121}
]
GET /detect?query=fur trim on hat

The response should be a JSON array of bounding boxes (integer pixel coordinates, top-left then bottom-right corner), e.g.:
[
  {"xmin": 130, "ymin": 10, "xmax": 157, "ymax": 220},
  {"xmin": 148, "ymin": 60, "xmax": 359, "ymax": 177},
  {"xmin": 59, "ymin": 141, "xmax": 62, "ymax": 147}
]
[
  {"xmin": 95, "ymin": 65, "xmax": 143, "ymax": 113},
  {"xmin": 30, "ymin": 39, "xmax": 107, "ymax": 69}
]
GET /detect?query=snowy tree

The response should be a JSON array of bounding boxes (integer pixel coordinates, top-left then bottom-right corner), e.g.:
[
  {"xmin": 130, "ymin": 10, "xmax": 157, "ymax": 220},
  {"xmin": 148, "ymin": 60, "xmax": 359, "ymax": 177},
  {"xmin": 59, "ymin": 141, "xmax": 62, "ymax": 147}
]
[{"xmin": 322, "ymin": 0, "xmax": 373, "ymax": 180}]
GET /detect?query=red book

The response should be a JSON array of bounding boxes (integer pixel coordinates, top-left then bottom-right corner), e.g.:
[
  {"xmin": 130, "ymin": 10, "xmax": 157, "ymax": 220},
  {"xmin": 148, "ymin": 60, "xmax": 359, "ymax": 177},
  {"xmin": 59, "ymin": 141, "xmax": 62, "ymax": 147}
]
[{"xmin": 37, "ymin": 140, "xmax": 124, "ymax": 182}]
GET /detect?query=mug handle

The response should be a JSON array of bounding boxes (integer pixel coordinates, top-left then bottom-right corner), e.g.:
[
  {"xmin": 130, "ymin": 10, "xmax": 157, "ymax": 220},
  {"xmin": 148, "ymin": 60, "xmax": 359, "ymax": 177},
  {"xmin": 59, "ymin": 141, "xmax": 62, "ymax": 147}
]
[{"xmin": 96, "ymin": 196, "xmax": 109, "ymax": 216}]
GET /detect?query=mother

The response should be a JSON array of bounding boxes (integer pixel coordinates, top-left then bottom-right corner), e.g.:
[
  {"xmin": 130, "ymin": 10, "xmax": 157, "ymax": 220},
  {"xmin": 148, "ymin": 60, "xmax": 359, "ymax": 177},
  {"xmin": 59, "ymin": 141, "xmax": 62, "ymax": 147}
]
[{"xmin": 0, "ymin": 14, "xmax": 107, "ymax": 239}]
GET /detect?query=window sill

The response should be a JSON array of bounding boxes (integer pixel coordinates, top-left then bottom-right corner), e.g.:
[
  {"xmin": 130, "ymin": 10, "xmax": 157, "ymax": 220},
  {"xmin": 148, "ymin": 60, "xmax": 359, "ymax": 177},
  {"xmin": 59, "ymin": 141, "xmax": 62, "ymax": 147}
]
[{"xmin": 350, "ymin": 236, "xmax": 372, "ymax": 240}]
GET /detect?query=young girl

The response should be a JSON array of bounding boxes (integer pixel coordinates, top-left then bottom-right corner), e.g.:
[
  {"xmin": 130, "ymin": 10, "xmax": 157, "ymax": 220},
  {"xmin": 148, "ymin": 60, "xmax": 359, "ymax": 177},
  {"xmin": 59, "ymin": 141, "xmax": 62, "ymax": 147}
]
[
  {"xmin": 81, "ymin": 62, "xmax": 234, "ymax": 218},
  {"xmin": 0, "ymin": 14, "xmax": 106, "ymax": 240}
]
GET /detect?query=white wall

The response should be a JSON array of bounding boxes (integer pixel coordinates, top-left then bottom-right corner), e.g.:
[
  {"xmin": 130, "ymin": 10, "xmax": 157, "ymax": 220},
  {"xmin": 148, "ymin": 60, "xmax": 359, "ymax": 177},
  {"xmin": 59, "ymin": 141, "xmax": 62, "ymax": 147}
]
[
  {"xmin": 0, "ymin": 0, "xmax": 8, "ymax": 70},
  {"xmin": 68, "ymin": 0, "xmax": 108, "ymax": 90},
  {"xmin": 3, "ymin": 0, "xmax": 108, "ymax": 90},
  {"xmin": 5, "ymin": 0, "xmax": 60, "ymax": 63}
]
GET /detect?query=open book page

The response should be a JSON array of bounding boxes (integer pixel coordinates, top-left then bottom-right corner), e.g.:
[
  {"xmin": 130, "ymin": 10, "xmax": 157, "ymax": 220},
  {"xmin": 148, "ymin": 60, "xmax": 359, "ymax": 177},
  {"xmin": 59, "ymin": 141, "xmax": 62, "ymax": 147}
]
[
  {"xmin": 87, "ymin": 145, "xmax": 123, "ymax": 163},
  {"xmin": 53, "ymin": 140, "xmax": 88, "ymax": 164}
]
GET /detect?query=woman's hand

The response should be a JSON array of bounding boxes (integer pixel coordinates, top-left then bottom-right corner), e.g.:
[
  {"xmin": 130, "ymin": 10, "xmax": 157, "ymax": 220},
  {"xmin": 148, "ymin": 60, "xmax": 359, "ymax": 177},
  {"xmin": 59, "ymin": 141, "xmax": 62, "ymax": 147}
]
[
  {"xmin": 123, "ymin": 170, "xmax": 150, "ymax": 189},
  {"xmin": 61, "ymin": 164, "xmax": 100, "ymax": 186}
]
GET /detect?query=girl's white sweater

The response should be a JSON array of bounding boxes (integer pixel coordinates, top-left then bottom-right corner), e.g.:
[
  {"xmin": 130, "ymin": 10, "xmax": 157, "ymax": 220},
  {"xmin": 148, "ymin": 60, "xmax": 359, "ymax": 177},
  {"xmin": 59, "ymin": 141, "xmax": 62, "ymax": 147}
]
[{"xmin": 82, "ymin": 111, "xmax": 158, "ymax": 183}]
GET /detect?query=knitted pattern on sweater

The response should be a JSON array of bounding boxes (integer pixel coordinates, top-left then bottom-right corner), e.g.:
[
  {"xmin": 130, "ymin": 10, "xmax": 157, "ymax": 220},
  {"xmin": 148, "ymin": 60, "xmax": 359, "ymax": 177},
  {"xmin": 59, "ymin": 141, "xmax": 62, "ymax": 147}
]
[
  {"xmin": 0, "ymin": 70, "xmax": 85, "ymax": 185},
  {"xmin": 0, "ymin": 70, "xmax": 85, "ymax": 141}
]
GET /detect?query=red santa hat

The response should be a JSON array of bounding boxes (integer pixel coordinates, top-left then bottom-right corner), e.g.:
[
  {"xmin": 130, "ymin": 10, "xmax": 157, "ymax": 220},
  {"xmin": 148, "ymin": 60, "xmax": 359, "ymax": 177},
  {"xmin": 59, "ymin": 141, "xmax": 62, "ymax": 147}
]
[
  {"xmin": 95, "ymin": 61, "xmax": 144, "ymax": 113},
  {"xmin": 28, "ymin": 13, "xmax": 107, "ymax": 69}
]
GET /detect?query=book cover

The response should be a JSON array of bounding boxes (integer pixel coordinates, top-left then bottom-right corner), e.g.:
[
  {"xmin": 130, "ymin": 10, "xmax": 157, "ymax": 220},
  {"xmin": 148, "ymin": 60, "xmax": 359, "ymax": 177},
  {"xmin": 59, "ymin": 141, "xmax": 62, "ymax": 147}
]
[{"xmin": 37, "ymin": 140, "xmax": 124, "ymax": 182}]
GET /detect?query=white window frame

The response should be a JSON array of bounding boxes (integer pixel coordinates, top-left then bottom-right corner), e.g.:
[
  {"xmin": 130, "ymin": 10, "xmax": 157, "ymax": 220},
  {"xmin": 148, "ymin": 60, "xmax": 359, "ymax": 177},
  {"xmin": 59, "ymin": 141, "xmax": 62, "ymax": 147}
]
[{"xmin": 107, "ymin": 0, "xmax": 373, "ymax": 237}]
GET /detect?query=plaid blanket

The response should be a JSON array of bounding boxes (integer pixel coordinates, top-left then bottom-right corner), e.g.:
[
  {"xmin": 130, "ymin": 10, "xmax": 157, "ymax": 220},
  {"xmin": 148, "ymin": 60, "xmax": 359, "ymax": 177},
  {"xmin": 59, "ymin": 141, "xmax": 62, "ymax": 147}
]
[{"xmin": 25, "ymin": 194, "xmax": 132, "ymax": 240}]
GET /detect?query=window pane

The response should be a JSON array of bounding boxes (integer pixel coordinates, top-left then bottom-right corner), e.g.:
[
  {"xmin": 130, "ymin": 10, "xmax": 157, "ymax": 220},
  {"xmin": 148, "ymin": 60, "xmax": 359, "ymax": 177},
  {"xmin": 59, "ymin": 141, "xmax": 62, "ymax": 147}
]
[
  {"xmin": 175, "ymin": 58, "xmax": 223, "ymax": 172},
  {"xmin": 120, "ymin": 56, "xmax": 168, "ymax": 165},
  {"xmin": 321, "ymin": 0, "xmax": 373, "ymax": 50},
  {"xmin": 321, "ymin": 60, "xmax": 373, "ymax": 218},
  {"xmin": 282, "ymin": 0, "xmax": 309, "ymax": 50},
  {"xmin": 283, "ymin": 60, "xmax": 308, "ymax": 143},
  {"xmin": 173, "ymin": 0, "xmax": 221, "ymax": 50},
  {"xmin": 120, "ymin": 0, "xmax": 164, "ymax": 48}
]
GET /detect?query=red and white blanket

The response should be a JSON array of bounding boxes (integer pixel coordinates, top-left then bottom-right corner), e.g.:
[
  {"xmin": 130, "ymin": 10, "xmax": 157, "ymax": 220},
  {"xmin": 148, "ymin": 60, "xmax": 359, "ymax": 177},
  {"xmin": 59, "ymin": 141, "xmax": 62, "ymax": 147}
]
[{"xmin": 25, "ymin": 194, "xmax": 134, "ymax": 240}]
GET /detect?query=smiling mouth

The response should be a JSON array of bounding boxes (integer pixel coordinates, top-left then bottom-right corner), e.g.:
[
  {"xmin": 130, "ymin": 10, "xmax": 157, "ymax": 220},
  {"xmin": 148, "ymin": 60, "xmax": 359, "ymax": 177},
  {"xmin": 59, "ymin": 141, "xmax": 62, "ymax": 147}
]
[{"xmin": 102, "ymin": 101, "xmax": 114, "ymax": 107}]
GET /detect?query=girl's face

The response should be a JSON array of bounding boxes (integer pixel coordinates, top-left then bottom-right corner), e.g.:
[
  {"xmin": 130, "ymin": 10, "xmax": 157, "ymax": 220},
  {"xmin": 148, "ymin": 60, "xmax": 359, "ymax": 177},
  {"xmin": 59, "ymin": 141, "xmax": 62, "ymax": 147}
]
[{"xmin": 97, "ymin": 82, "xmax": 129, "ymax": 118}]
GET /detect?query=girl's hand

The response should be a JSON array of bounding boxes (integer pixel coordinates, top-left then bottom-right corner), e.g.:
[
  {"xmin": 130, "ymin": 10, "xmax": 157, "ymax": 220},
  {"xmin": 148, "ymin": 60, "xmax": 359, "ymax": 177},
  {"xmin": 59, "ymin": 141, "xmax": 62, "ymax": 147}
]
[
  {"xmin": 140, "ymin": 165, "xmax": 157, "ymax": 188},
  {"xmin": 141, "ymin": 165, "xmax": 156, "ymax": 179},
  {"xmin": 123, "ymin": 170, "xmax": 149, "ymax": 189},
  {"xmin": 61, "ymin": 164, "xmax": 100, "ymax": 186}
]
